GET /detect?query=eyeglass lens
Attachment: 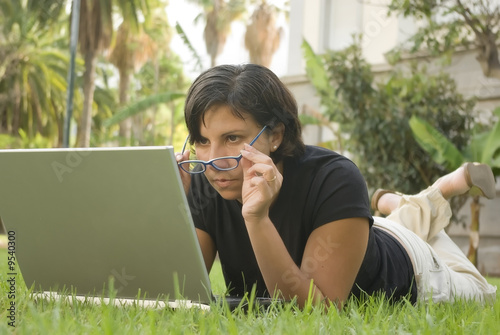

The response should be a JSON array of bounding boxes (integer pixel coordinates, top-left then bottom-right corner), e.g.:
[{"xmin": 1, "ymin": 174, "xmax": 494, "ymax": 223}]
[
  {"xmin": 179, "ymin": 125, "xmax": 268, "ymax": 174},
  {"xmin": 181, "ymin": 157, "xmax": 240, "ymax": 173}
]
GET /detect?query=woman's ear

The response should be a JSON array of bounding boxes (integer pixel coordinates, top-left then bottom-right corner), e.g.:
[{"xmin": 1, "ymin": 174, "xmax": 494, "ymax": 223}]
[{"xmin": 270, "ymin": 123, "xmax": 285, "ymax": 152}]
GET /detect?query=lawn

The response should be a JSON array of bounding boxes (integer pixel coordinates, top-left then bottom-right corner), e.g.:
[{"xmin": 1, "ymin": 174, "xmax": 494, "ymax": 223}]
[{"xmin": 0, "ymin": 247, "xmax": 499, "ymax": 334}]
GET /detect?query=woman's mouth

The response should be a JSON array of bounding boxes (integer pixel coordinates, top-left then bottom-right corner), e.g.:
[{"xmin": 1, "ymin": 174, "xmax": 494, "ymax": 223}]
[{"xmin": 213, "ymin": 178, "xmax": 236, "ymax": 188}]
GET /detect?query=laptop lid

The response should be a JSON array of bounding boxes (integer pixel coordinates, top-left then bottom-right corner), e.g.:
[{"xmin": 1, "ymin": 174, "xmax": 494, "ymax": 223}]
[{"xmin": 0, "ymin": 146, "xmax": 212, "ymax": 304}]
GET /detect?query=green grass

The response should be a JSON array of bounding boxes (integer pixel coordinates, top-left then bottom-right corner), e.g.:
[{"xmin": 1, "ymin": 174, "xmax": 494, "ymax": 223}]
[{"xmin": 0, "ymin": 247, "xmax": 499, "ymax": 334}]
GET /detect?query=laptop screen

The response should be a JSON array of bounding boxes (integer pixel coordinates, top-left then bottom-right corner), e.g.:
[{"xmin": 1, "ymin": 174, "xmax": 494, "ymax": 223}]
[{"xmin": 0, "ymin": 147, "xmax": 212, "ymax": 303}]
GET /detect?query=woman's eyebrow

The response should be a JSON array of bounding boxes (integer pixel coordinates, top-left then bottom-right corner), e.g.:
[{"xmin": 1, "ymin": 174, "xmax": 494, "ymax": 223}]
[
  {"xmin": 193, "ymin": 135, "xmax": 208, "ymax": 142},
  {"xmin": 197, "ymin": 127, "xmax": 249, "ymax": 140},
  {"xmin": 220, "ymin": 130, "xmax": 247, "ymax": 137}
]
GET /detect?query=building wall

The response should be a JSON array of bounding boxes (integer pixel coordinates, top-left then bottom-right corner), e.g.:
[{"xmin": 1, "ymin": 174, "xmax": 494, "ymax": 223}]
[
  {"xmin": 448, "ymin": 191, "xmax": 500, "ymax": 276},
  {"xmin": 282, "ymin": 1, "xmax": 500, "ymax": 275},
  {"xmin": 282, "ymin": 60, "xmax": 500, "ymax": 275},
  {"xmin": 287, "ymin": 0, "xmax": 417, "ymax": 75}
]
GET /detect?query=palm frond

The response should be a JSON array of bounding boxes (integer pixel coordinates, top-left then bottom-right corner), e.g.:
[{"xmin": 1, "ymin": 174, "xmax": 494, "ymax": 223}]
[
  {"xmin": 175, "ymin": 22, "xmax": 203, "ymax": 72},
  {"xmin": 103, "ymin": 92, "xmax": 185, "ymax": 126}
]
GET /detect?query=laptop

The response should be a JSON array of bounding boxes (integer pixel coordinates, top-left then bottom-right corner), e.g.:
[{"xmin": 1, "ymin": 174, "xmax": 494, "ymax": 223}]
[{"xmin": 0, "ymin": 146, "xmax": 233, "ymax": 309}]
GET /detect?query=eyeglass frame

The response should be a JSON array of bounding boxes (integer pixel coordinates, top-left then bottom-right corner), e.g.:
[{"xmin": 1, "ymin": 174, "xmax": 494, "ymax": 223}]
[{"xmin": 177, "ymin": 125, "xmax": 268, "ymax": 174}]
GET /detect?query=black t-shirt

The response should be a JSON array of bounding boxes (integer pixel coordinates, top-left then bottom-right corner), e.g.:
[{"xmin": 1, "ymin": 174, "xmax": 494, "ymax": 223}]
[{"xmin": 188, "ymin": 145, "xmax": 417, "ymax": 303}]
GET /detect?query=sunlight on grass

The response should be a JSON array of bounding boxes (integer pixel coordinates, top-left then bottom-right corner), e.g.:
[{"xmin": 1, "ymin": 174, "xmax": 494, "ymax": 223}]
[
  {"xmin": 209, "ymin": 257, "xmax": 226, "ymax": 296},
  {"xmin": 0, "ymin": 247, "xmax": 498, "ymax": 334}
]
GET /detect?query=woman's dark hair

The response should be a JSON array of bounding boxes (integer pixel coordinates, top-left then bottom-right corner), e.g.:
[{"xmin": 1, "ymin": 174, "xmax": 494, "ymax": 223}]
[{"xmin": 184, "ymin": 64, "xmax": 305, "ymax": 163}]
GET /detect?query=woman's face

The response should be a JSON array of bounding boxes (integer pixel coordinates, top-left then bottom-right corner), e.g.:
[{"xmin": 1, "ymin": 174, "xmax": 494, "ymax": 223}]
[{"xmin": 194, "ymin": 105, "xmax": 273, "ymax": 201}]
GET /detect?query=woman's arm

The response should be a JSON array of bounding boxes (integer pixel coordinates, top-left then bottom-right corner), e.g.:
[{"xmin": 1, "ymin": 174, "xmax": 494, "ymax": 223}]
[
  {"xmin": 245, "ymin": 216, "xmax": 369, "ymax": 308},
  {"xmin": 300, "ymin": 218, "xmax": 369, "ymax": 305},
  {"xmin": 196, "ymin": 228, "xmax": 217, "ymax": 273},
  {"xmin": 240, "ymin": 144, "xmax": 370, "ymax": 308}
]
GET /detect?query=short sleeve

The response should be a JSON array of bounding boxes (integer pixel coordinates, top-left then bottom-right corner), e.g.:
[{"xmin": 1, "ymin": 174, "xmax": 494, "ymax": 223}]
[{"xmin": 310, "ymin": 159, "xmax": 373, "ymax": 230}]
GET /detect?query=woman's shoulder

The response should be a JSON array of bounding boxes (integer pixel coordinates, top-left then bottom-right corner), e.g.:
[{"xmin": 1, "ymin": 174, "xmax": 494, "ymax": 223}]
[{"xmin": 293, "ymin": 145, "xmax": 359, "ymax": 172}]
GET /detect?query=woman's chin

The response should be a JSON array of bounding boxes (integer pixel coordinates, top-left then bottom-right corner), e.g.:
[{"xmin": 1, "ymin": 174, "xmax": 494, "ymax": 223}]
[
  {"xmin": 218, "ymin": 190, "xmax": 242, "ymax": 201},
  {"xmin": 211, "ymin": 186, "xmax": 241, "ymax": 201}
]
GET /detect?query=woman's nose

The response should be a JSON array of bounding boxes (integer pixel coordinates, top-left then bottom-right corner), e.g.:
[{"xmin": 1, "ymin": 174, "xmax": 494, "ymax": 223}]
[{"xmin": 208, "ymin": 144, "xmax": 233, "ymax": 160}]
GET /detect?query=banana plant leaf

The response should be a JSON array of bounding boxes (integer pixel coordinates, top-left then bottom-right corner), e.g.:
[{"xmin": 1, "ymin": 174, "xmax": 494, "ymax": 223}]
[
  {"xmin": 478, "ymin": 107, "xmax": 500, "ymax": 166},
  {"xmin": 301, "ymin": 39, "xmax": 330, "ymax": 95},
  {"xmin": 409, "ymin": 115, "xmax": 464, "ymax": 171},
  {"xmin": 103, "ymin": 92, "xmax": 185, "ymax": 127}
]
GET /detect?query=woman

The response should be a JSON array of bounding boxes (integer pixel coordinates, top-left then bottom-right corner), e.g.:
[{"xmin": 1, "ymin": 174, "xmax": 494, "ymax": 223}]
[{"xmin": 176, "ymin": 64, "xmax": 496, "ymax": 308}]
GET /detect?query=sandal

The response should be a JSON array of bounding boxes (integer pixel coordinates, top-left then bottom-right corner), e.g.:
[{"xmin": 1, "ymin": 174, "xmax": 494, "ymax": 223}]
[
  {"xmin": 370, "ymin": 189, "xmax": 395, "ymax": 212},
  {"xmin": 463, "ymin": 162, "xmax": 496, "ymax": 199}
]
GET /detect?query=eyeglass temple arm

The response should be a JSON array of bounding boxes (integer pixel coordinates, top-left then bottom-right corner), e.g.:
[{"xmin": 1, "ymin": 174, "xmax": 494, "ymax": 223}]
[
  {"xmin": 248, "ymin": 125, "xmax": 268, "ymax": 146},
  {"xmin": 181, "ymin": 135, "xmax": 190, "ymax": 155},
  {"xmin": 180, "ymin": 125, "xmax": 267, "ymax": 156}
]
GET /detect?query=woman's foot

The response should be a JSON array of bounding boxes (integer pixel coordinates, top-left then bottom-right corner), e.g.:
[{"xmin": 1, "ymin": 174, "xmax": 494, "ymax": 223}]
[
  {"xmin": 371, "ymin": 189, "xmax": 401, "ymax": 216},
  {"xmin": 433, "ymin": 163, "xmax": 496, "ymax": 199},
  {"xmin": 372, "ymin": 163, "xmax": 496, "ymax": 215},
  {"xmin": 463, "ymin": 162, "xmax": 496, "ymax": 199}
]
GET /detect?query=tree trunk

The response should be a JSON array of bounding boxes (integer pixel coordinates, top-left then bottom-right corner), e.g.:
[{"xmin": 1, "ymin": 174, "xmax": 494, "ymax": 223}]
[
  {"xmin": 0, "ymin": 107, "xmax": 5, "ymax": 133},
  {"xmin": 118, "ymin": 67, "xmax": 131, "ymax": 146},
  {"xmin": 475, "ymin": 30, "xmax": 500, "ymax": 80},
  {"xmin": 169, "ymin": 101, "xmax": 175, "ymax": 145},
  {"xmin": 12, "ymin": 81, "xmax": 21, "ymax": 135},
  {"xmin": 151, "ymin": 58, "xmax": 159, "ymax": 144},
  {"xmin": 77, "ymin": 50, "xmax": 97, "ymax": 147},
  {"xmin": 29, "ymin": 82, "xmax": 45, "ymax": 137},
  {"xmin": 132, "ymin": 114, "xmax": 143, "ymax": 145},
  {"xmin": 466, "ymin": 196, "xmax": 480, "ymax": 267}
]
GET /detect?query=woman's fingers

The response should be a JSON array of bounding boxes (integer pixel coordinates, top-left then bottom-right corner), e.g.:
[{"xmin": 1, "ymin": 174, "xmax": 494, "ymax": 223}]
[
  {"xmin": 175, "ymin": 149, "xmax": 192, "ymax": 195},
  {"xmin": 175, "ymin": 149, "xmax": 190, "ymax": 162},
  {"xmin": 246, "ymin": 164, "xmax": 278, "ymax": 183},
  {"xmin": 241, "ymin": 144, "xmax": 281, "ymax": 183},
  {"xmin": 240, "ymin": 144, "xmax": 282, "ymax": 197},
  {"xmin": 241, "ymin": 144, "xmax": 274, "ymax": 164},
  {"xmin": 240, "ymin": 144, "xmax": 282, "ymax": 221}
]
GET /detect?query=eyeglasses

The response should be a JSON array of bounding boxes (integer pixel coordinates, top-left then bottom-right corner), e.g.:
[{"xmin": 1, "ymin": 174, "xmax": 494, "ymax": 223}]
[{"xmin": 178, "ymin": 126, "xmax": 268, "ymax": 174}]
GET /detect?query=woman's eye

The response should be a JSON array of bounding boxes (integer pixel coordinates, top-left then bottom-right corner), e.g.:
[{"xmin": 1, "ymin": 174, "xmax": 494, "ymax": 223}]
[
  {"xmin": 196, "ymin": 138, "xmax": 209, "ymax": 146},
  {"xmin": 227, "ymin": 135, "xmax": 239, "ymax": 143}
]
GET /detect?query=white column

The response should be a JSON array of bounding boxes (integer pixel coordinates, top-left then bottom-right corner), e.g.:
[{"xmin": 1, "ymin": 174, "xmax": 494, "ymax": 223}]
[
  {"xmin": 287, "ymin": 0, "xmax": 305, "ymax": 75},
  {"xmin": 286, "ymin": 0, "xmax": 324, "ymax": 75}
]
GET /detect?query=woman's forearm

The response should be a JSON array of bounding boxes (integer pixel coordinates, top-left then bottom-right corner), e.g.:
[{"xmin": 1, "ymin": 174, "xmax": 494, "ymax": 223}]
[{"xmin": 244, "ymin": 217, "xmax": 326, "ymax": 307}]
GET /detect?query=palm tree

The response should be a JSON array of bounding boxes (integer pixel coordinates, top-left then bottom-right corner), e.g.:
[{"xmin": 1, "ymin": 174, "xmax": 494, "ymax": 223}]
[
  {"xmin": 244, "ymin": 0, "xmax": 283, "ymax": 67},
  {"xmin": 0, "ymin": 0, "xmax": 70, "ymax": 147},
  {"xmin": 109, "ymin": 22, "xmax": 157, "ymax": 145},
  {"xmin": 188, "ymin": 0, "xmax": 246, "ymax": 67},
  {"xmin": 104, "ymin": 7, "xmax": 189, "ymax": 147},
  {"xmin": 135, "ymin": 55, "xmax": 189, "ymax": 145},
  {"xmin": 73, "ymin": 0, "xmax": 148, "ymax": 147}
]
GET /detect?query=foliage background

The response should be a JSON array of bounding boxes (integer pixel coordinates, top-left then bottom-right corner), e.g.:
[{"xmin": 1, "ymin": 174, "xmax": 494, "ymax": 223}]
[{"xmin": 303, "ymin": 38, "xmax": 476, "ymax": 196}]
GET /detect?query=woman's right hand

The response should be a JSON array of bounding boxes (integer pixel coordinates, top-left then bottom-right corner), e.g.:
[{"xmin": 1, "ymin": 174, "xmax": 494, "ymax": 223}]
[{"xmin": 176, "ymin": 150, "xmax": 192, "ymax": 195}]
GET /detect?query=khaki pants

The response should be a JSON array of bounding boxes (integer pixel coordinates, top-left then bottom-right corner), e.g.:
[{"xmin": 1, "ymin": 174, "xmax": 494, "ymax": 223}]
[{"xmin": 374, "ymin": 187, "xmax": 497, "ymax": 304}]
